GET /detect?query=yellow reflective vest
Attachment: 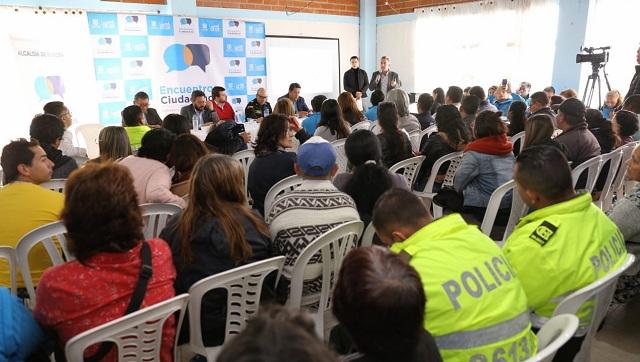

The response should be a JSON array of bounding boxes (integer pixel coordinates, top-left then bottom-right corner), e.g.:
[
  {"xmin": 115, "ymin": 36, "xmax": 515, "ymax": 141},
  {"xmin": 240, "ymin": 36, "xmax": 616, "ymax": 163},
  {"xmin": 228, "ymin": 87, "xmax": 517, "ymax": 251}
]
[
  {"xmin": 503, "ymin": 193, "xmax": 627, "ymax": 334},
  {"xmin": 390, "ymin": 214, "xmax": 538, "ymax": 362}
]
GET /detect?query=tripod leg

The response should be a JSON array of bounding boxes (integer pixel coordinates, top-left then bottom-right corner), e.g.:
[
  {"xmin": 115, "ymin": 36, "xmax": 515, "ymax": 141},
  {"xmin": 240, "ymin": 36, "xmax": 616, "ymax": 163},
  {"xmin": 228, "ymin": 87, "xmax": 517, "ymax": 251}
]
[{"xmin": 597, "ymin": 75, "xmax": 602, "ymax": 109}]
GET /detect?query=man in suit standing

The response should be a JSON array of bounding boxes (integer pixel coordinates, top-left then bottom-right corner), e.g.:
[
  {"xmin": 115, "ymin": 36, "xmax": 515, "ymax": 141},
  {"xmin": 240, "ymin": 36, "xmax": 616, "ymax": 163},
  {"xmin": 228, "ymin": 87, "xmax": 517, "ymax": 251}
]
[
  {"xmin": 344, "ymin": 56, "xmax": 369, "ymax": 103},
  {"xmin": 368, "ymin": 56, "xmax": 402, "ymax": 97},
  {"xmin": 180, "ymin": 90, "xmax": 220, "ymax": 130},
  {"xmin": 133, "ymin": 92, "xmax": 163, "ymax": 127}
]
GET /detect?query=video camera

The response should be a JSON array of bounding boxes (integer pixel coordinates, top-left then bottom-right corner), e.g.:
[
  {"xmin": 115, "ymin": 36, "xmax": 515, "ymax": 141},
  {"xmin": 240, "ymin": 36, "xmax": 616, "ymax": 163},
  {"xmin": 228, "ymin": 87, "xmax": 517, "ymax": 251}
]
[{"xmin": 576, "ymin": 46, "xmax": 610, "ymax": 64}]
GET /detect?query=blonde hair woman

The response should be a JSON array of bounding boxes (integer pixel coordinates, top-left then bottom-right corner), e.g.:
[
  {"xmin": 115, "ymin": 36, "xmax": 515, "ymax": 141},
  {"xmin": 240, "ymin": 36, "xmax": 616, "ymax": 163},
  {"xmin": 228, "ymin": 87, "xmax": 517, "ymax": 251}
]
[
  {"xmin": 93, "ymin": 126, "xmax": 132, "ymax": 163},
  {"xmin": 273, "ymin": 98, "xmax": 295, "ymax": 117}
]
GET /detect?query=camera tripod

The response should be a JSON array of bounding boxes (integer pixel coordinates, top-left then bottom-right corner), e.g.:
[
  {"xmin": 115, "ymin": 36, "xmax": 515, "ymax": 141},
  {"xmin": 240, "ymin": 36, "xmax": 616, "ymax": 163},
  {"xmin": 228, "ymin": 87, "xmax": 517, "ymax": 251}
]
[{"xmin": 582, "ymin": 61, "xmax": 611, "ymax": 109}]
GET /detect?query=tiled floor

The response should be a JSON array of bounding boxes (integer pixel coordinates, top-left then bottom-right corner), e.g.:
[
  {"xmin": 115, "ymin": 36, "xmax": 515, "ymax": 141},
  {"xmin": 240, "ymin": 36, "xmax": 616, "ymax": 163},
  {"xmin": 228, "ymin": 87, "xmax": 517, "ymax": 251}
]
[{"xmin": 592, "ymin": 295, "xmax": 640, "ymax": 361}]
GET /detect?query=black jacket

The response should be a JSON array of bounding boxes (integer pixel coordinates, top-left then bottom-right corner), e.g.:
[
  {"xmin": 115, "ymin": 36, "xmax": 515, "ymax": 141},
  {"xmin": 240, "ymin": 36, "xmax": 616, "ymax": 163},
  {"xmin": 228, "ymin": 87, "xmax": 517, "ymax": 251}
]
[
  {"xmin": 626, "ymin": 65, "xmax": 640, "ymax": 99},
  {"xmin": 144, "ymin": 108, "xmax": 163, "ymax": 126},
  {"xmin": 42, "ymin": 143, "xmax": 78, "ymax": 179},
  {"xmin": 179, "ymin": 104, "xmax": 220, "ymax": 129},
  {"xmin": 343, "ymin": 68, "xmax": 369, "ymax": 98}
]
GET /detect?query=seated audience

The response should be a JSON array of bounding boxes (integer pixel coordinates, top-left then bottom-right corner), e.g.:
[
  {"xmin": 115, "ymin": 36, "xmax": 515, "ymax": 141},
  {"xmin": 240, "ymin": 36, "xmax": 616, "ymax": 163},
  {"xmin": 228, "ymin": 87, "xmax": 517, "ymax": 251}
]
[
  {"xmin": 550, "ymin": 95, "xmax": 564, "ymax": 112},
  {"xmin": 162, "ymin": 114, "xmax": 190, "ymax": 135},
  {"xmin": 372, "ymin": 189, "xmax": 536, "ymax": 362},
  {"xmin": 217, "ymin": 306, "xmax": 339, "ymax": 362},
  {"xmin": 42, "ymin": 101, "xmax": 87, "ymax": 158},
  {"xmin": 459, "ymin": 95, "xmax": 480, "ymax": 135},
  {"xmin": 544, "ymin": 86, "xmax": 556, "ymax": 99},
  {"xmin": 301, "ymin": 95, "xmax": 327, "ymax": 134},
  {"xmin": 314, "ymin": 99, "xmax": 351, "ymax": 142},
  {"xmin": 612, "ymin": 110, "xmax": 639, "ymax": 148},
  {"xmin": 376, "ymin": 102, "xmax": 413, "ymax": 168},
  {"xmin": 33, "ymin": 163, "xmax": 177, "ymax": 361},
  {"xmin": 492, "ymin": 85, "xmax": 515, "ymax": 114},
  {"xmin": 386, "ymin": 89, "xmax": 420, "ymax": 133},
  {"xmin": 560, "ymin": 88, "xmax": 578, "ymax": 99},
  {"xmin": 212, "ymin": 86, "xmax": 235, "ymax": 121},
  {"xmin": 0, "ymin": 288, "xmax": 43, "ymax": 360},
  {"xmin": 445, "ymin": 86, "xmax": 463, "ymax": 109},
  {"xmin": 168, "ymin": 134, "xmax": 209, "ymax": 197},
  {"xmin": 470, "ymin": 86, "xmax": 498, "ymax": 114},
  {"xmin": 365, "ymin": 90, "xmax": 385, "ymax": 122},
  {"xmin": 415, "ymin": 93, "xmax": 435, "ymax": 130},
  {"xmin": 463, "ymin": 86, "xmax": 471, "ymax": 96},
  {"xmin": 30, "ymin": 113, "xmax": 78, "ymax": 178},
  {"xmin": 430, "ymin": 87, "xmax": 445, "ymax": 115},
  {"xmin": 414, "ymin": 105, "xmax": 469, "ymax": 192},
  {"xmin": 273, "ymin": 97, "xmax": 296, "ymax": 117},
  {"xmin": 332, "ymin": 246, "xmax": 442, "ymax": 362},
  {"xmin": 333, "ymin": 130, "xmax": 407, "ymax": 224},
  {"xmin": 507, "ymin": 100, "xmax": 527, "ymax": 136},
  {"xmin": 454, "ymin": 111, "xmax": 514, "ymax": 221},
  {"xmin": 338, "ymin": 92, "xmax": 367, "ymax": 126},
  {"xmin": 92, "ymin": 126, "xmax": 132, "ymax": 163},
  {"xmin": 487, "ymin": 85, "xmax": 498, "ymax": 104},
  {"xmin": 204, "ymin": 121, "xmax": 249, "ymax": 155},
  {"xmin": 118, "ymin": 128, "xmax": 185, "ymax": 207},
  {"xmin": 503, "ymin": 146, "xmax": 627, "ymax": 360},
  {"xmin": 266, "ymin": 137, "xmax": 359, "ymax": 297},
  {"xmin": 160, "ymin": 154, "xmax": 271, "ymax": 346},
  {"xmin": 279, "ymin": 82, "xmax": 310, "ymax": 117},
  {"xmin": 585, "ymin": 108, "xmax": 615, "ymax": 153},
  {"xmin": 180, "ymin": 90, "xmax": 220, "ymax": 130},
  {"xmin": 601, "ymin": 90, "xmax": 624, "ymax": 120},
  {"xmin": 554, "ymin": 98, "xmax": 601, "ymax": 167},
  {"xmin": 523, "ymin": 114, "xmax": 568, "ymax": 156},
  {"xmin": 528, "ymin": 91, "xmax": 557, "ymax": 127},
  {"xmin": 121, "ymin": 105, "xmax": 151, "ymax": 150},
  {"xmin": 245, "ymin": 87, "xmax": 273, "ymax": 122},
  {"xmin": 0, "ymin": 139, "xmax": 63, "ymax": 288},
  {"xmin": 518, "ymin": 81, "xmax": 532, "ymax": 106},
  {"xmin": 248, "ymin": 114, "xmax": 310, "ymax": 215},
  {"xmin": 133, "ymin": 91, "xmax": 163, "ymax": 126}
]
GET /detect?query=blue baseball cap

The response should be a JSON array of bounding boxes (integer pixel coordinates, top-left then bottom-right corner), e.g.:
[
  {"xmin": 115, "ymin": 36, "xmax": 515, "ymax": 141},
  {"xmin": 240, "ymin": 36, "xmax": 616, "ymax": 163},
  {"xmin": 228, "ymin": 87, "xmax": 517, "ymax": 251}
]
[{"xmin": 297, "ymin": 136, "xmax": 337, "ymax": 176}]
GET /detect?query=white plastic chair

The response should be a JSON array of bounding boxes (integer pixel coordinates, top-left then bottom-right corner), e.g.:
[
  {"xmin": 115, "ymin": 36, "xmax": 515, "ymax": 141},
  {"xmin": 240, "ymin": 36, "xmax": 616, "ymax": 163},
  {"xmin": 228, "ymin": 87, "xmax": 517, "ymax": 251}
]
[
  {"xmin": 360, "ymin": 222, "xmax": 376, "ymax": 247},
  {"xmin": 186, "ymin": 256, "xmax": 285, "ymax": 361},
  {"xmin": 232, "ymin": 149, "xmax": 256, "ymax": 199},
  {"xmin": 65, "ymin": 294, "xmax": 189, "ymax": 362},
  {"xmin": 331, "ymin": 138, "xmax": 348, "ymax": 175},
  {"xmin": 571, "ymin": 155, "xmax": 603, "ymax": 193},
  {"xmin": 287, "ymin": 220, "xmax": 364, "ymax": 338},
  {"xmin": 407, "ymin": 130, "xmax": 421, "ymax": 154},
  {"xmin": 551, "ymin": 254, "xmax": 636, "ymax": 361},
  {"xmin": 602, "ymin": 143, "xmax": 636, "ymax": 212},
  {"xmin": 0, "ymin": 246, "xmax": 17, "ymax": 295},
  {"xmin": 76, "ymin": 123, "xmax": 105, "ymax": 160},
  {"xmin": 594, "ymin": 150, "xmax": 623, "ymax": 210},
  {"xmin": 15, "ymin": 221, "xmax": 71, "ymax": 304},
  {"xmin": 263, "ymin": 175, "xmax": 303, "ymax": 218},
  {"xmin": 480, "ymin": 180, "xmax": 529, "ymax": 244},
  {"xmin": 420, "ymin": 125, "xmax": 438, "ymax": 147},
  {"xmin": 40, "ymin": 178, "xmax": 67, "ymax": 193},
  {"xmin": 350, "ymin": 121, "xmax": 371, "ymax": 132},
  {"xmin": 140, "ymin": 203, "xmax": 183, "ymax": 240},
  {"xmin": 523, "ymin": 314, "xmax": 579, "ymax": 362},
  {"xmin": 414, "ymin": 151, "xmax": 463, "ymax": 211},
  {"xmin": 510, "ymin": 131, "xmax": 526, "ymax": 154},
  {"xmin": 432, "ymin": 152, "xmax": 465, "ymax": 219},
  {"xmin": 389, "ymin": 156, "xmax": 425, "ymax": 189}
]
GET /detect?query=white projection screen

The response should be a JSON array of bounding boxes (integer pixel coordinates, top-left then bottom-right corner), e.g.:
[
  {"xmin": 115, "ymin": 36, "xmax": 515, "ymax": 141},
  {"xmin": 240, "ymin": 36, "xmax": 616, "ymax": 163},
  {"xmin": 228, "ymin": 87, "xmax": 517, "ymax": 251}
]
[{"xmin": 265, "ymin": 36, "xmax": 340, "ymax": 105}]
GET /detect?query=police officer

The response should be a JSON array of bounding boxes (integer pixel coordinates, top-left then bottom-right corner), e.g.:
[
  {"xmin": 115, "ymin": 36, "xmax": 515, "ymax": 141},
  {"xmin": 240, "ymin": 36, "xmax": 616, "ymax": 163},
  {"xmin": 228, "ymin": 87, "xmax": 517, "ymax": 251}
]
[
  {"xmin": 503, "ymin": 145, "xmax": 627, "ymax": 361},
  {"xmin": 244, "ymin": 87, "xmax": 272, "ymax": 122},
  {"xmin": 373, "ymin": 189, "xmax": 537, "ymax": 362}
]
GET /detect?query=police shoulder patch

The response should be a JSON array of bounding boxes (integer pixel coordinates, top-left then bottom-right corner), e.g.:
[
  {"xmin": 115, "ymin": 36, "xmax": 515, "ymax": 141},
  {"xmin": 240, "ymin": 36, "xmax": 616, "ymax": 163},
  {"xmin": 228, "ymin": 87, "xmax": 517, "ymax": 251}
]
[{"xmin": 529, "ymin": 220, "xmax": 558, "ymax": 246}]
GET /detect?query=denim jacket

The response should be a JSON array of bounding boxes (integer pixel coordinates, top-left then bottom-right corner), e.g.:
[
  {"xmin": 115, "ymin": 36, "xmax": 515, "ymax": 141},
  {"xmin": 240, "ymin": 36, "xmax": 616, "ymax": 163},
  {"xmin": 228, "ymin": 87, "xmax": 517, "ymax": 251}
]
[{"xmin": 454, "ymin": 151, "xmax": 515, "ymax": 208}]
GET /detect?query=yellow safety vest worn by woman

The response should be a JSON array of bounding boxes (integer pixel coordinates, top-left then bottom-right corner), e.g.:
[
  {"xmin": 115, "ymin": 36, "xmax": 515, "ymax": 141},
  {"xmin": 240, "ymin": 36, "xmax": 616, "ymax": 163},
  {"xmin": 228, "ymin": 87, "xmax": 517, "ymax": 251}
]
[{"xmin": 391, "ymin": 214, "xmax": 537, "ymax": 362}]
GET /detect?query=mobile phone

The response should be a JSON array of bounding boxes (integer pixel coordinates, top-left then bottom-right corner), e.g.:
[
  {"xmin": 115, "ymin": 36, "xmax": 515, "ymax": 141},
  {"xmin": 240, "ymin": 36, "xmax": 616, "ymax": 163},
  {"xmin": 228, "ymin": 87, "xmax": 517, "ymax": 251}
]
[
  {"xmin": 232, "ymin": 123, "xmax": 245, "ymax": 134},
  {"xmin": 501, "ymin": 78, "xmax": 508, "ymax": 87}
]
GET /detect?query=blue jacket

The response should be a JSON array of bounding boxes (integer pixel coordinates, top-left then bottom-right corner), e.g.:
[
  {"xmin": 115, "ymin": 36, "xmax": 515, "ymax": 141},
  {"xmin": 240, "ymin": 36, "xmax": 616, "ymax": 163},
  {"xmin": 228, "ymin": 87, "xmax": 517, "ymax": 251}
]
[
  {"xmin": 0, "ymin": 289, "xmax": 43, "ymax": 361},
  {"xmin": 600, "ymin": 105, "xmax": 618, "ymax": 120},
  {"xmin": 365, "ymin": 105, "xmax": 378, "ymax": 121},
  {"xmin": 301, "ymin": 113, "xmax": 321, "ymax": 134},
  {"xmin": 454, "ymin": 150, "xmax": 515, "ymax": 208},
  {"xmin": 278, "ymin": 95, "xmax": 309, "ymax": 113}
]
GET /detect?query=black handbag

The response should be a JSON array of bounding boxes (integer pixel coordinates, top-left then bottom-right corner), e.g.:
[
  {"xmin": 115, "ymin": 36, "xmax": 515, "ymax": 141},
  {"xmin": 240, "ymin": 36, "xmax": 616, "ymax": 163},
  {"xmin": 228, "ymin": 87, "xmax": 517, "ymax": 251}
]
[{"xmin": 433, "ymin": 187, "xmax": 464, "ymax": 213}]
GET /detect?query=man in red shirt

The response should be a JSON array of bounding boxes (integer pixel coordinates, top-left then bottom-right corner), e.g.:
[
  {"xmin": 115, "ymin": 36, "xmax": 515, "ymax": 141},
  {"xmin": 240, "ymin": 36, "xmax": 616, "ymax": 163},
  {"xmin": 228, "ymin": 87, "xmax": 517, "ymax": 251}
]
[{"xmin": 212, "ymin": 86, "xmax": 236, "ymax": 121}]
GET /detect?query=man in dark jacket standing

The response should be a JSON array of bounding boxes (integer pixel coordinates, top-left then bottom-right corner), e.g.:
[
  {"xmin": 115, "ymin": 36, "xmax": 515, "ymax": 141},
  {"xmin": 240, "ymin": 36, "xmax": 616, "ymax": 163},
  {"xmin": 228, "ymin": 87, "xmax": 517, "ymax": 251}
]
[
  {"xmin": 626, "ymin": 46, "xmax": 640, "ymax": 99},
  {"xmin": 343, "ymin": 56, "xmax": 369, "ymax": 101}
]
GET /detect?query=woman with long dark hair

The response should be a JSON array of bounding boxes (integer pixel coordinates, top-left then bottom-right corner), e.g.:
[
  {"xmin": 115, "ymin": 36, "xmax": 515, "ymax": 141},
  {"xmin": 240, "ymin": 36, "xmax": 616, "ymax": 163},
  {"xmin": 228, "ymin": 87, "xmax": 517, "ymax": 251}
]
[
  {"xmin": 376, "ymin": 102, "xmax": 413, "ymax": 168},
  {"xmin": 314, "ymin": 99, "xmax": 351, "ymax": 142},
  {"xmin": 430, "ymin": 87, "xmax": 445, "ymax": 115},
  {"xmin": 507, "ymin": 100, "xmax": 527, "ymax": 137}
]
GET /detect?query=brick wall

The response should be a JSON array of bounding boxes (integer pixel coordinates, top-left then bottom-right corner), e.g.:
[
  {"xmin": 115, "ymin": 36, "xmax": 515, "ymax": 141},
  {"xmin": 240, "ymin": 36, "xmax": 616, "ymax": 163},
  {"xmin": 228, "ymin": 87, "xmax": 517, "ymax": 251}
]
[
  {"xmin": 377, "ymin": 0, "xmax": 473, "ymax": 16},
  {"xmin": 102, "ymin": 0, "xmax": 167, "ymax": 4},
  {"xmin": 196, "ymin": 0, "xmax": 359, "ymax": 17}
]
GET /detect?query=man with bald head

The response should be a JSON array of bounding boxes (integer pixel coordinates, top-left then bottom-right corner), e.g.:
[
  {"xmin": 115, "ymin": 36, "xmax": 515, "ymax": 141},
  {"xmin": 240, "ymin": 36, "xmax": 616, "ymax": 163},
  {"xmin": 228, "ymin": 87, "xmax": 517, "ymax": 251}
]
[{"xmin": 245, "ymin": 87, "xmax": 272, "ymax": 122}]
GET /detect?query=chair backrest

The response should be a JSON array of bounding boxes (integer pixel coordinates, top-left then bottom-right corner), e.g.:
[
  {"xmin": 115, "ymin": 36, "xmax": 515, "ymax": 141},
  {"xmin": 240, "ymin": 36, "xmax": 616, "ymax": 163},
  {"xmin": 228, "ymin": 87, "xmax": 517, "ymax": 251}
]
[
  {"xmin": 360, "ymin": 222, "xmax": 376, "ymax": 247},
  {"xmin": 0, "ymin": 246, "xmax": 17, "ymax": 295},
  {"xmin": 595, "ymin": 149, "xmax": 623, "ymax": 210},
  {"xmin": 571, "ymin": 155, "xmax": 603, "ymax": 192},
  {"xmin": 431, "ymin": 152, "xmax": 465, "ymax": 219},
  {"xmin": 65, "ymin": 294, "xmax": 189, "ymax": 362},
  {"xmin": 263, "ymin": 175, "xmax": 304, "ymax": 217},
  {"xmin": 15, "ymin": 221, "xmax": 70, "ymax": 303},
  {"xmin": 75, "ymin": 123, "xmax": 105, "ymax": 160},
  {"xmin": 480, "ymin": 179, "xmax": 529, "ymax": 243},
  {"xmin": 140, "ymin": 203, "xmax": 183, "ymax": 240},
  {"xmin": 331, "ymin": 138, "xmax": 348, "ymax": 175},
  {"xmin": 40, "ymin": 179, "xmax": 67, "ymax": 193},
  {"xmin": 603, "ymin": 143, "xmax": 636, "ymax": 212},
  {"xmin": 187, "ymin": 256, "xmax": 285, "ymax": 360},
  {"xmin": 407, "ymin": 130, "xmax": 421, "ymax": 154},
  {"xmin": 287, "ymin": 221, "xmax": 364, "ymax": 338},
  {"xmin": 510, "ymin": 131, "xmax": 526, "ymax": 154},
  {"xmin": 389, "ymin": 156, "xmax": 426, "ymax": 189},
  {"xmin": 232, "ymin": 149, "xmax": 256, "ymax": 200},
  {"xmin": 350, "ymin": 121, "xmax": 371, "ymax": 132},
  {"xmin": 420, "ymin": 125, "xmax": 438, "ymax": 146},
  {"xmin": 523, "ymin": 314, "xmax": 579, "ymax": 362},
  {"xmin": 416, "ymin": 151, "xmax": 464, "ymax": 195}
]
